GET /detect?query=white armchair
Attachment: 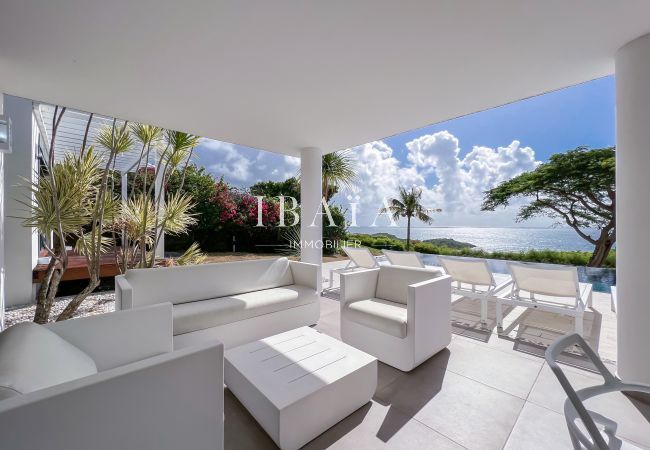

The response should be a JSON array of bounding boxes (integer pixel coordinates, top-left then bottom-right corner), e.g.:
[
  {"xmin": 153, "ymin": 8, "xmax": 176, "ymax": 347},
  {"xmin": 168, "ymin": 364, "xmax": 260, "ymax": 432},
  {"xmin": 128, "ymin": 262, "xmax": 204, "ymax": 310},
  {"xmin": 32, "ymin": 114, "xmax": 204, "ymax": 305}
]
[
  {"xmin": 340, "ymin": 266, "xmax": 452, "ymax": 371},
  {"xmin": 0, "ymin": 304, "xmax": 224, "ymax": 450}
]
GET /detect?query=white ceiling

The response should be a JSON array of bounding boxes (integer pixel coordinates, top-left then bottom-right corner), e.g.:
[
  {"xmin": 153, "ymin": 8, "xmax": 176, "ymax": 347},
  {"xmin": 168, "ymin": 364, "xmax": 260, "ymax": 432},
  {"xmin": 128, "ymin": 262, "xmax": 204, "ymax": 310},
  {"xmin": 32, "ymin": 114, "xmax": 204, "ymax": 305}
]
[{"xmin": 1, "ymin": 1, "xmax": 650, "ymax": 157}]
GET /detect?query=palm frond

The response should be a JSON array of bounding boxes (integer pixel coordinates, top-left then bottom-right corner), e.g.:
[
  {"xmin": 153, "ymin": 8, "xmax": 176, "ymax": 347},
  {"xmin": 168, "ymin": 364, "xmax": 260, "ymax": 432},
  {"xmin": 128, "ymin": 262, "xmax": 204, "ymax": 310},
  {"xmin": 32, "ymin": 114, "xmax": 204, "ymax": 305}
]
[
  {"xmin": 176, "ymin": 242, "xmax": 206, "ymax": 266},
  {"xmin": 96, "ymin": 123, "xmax": 133, "ymax": 155},
  {"xmin": 160, "ymin": 192, "xmax": 197, "ymax": 235}
]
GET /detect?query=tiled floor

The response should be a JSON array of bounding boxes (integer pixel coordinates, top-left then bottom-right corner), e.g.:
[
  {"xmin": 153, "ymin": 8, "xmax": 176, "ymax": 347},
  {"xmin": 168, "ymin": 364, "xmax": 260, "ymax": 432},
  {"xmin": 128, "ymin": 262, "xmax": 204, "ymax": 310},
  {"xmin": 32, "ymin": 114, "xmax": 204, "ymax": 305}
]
[{"xmin": 224, "ymin": 261, "xmax": 650, "ymax": 449}]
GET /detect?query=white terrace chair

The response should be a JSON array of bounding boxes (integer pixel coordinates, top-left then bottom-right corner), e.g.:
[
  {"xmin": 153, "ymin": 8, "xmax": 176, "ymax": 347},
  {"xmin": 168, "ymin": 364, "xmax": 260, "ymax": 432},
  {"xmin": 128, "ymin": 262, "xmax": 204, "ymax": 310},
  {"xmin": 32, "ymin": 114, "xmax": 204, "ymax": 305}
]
[
  {"xmin": 498, "ymin": 262, "xmax": 593, "ymax": 336},
  {"xmin": 382, "ymin": 250, "xmax": 425, "ymax": 267},
  {"xmin": 327, "ymin": 246, "xmax": 379, "ymax": 289},
  {"xmin": 437, "ymin": 255, "xmax": 512, "ymax": 325}
]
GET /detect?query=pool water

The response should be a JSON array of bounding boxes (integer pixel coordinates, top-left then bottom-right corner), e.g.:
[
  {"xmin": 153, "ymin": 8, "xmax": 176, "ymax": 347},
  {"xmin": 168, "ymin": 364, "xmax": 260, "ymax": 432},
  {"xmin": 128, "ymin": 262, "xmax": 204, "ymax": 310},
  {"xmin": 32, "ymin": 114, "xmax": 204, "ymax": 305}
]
[{"xmin": 420, "ymin": 254, "xmax": 615, "ymax": 293}]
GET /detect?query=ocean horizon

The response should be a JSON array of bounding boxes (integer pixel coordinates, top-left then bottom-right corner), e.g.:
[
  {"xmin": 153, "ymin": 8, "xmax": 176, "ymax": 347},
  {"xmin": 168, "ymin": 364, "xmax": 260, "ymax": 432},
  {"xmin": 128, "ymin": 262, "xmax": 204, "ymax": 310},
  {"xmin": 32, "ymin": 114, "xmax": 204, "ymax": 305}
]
[{"xmin": 350, "ymin": 226, "xmax": 605, "ymax": 253}]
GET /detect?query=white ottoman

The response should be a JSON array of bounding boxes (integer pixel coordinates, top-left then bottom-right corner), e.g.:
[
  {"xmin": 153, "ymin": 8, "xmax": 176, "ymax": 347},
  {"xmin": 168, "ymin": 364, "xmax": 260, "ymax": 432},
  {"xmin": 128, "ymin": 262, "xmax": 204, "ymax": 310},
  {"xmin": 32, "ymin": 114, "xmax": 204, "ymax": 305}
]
[{"xmin": 224, "ymin": 327, "xmax": 377, "ymax": 450}]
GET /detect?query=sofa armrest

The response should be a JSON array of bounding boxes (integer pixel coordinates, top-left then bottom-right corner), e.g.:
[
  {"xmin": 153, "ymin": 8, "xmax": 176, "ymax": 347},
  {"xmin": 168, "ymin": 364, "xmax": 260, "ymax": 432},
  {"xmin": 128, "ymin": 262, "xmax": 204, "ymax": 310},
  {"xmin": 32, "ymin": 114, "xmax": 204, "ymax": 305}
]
[
  {"xmin": 0, "ymin": 342, "xmax": 224, "ymax": 450},
  {"xmin": 340, "ymin": 268, "xmax": 380, "ymax": 307},
  {"xmin": 408, "ymin": 275, "xmax": 452, "ymax": 347},
  {"xmin": 289, "ymin": 260, "xmax": 321, "ymax": 292},
  {"xmin": 45, "ymin": 303, "xmax": 173, "ymax": 371},
  {"xmin": 115, "ymin": 274, "xmax": 133, "ymax": 310}
]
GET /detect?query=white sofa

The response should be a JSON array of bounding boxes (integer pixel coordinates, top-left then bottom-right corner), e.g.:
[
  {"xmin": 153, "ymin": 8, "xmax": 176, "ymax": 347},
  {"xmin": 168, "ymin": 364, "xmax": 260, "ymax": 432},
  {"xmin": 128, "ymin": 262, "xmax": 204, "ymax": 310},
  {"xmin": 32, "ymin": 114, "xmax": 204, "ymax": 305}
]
[
  {"xmin": 0, "ymin": 303, "xmax": 224, "ymax": 450},
  {"xmin": 115, "ymin": 257, "xmax": 321, "ymax": 349},
  {"xmin": 340, "ymin": 266, "xmax": 452, "ymax": 371}
]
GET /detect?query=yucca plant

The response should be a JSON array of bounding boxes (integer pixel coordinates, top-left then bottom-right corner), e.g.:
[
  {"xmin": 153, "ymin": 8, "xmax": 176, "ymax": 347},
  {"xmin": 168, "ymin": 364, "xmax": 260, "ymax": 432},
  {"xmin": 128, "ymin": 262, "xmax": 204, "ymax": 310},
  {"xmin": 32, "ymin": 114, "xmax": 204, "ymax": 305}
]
[
  {"xmin": 19, "ymin": 149, "xmax": 103, "ymax": 323},
  {"xmin": 57, "ymin": 123, "xmax": 133, "ymax": 321}
]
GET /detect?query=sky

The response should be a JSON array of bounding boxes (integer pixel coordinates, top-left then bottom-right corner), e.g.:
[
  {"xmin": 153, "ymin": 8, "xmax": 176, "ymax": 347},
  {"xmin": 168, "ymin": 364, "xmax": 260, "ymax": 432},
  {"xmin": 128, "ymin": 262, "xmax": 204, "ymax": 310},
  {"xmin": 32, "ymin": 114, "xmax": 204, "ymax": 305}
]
[{"xmin": 194, "ymin": 75, "xmax": 615, "ymax": 228}]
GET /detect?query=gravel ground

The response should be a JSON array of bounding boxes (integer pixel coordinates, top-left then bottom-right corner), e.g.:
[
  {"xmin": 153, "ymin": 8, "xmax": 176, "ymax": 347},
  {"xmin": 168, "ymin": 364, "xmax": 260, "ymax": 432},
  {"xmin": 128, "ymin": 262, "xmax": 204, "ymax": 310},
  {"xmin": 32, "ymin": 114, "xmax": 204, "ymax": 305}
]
[{"xmin": 4, "ymin": 292, "xmax": 116, "ymax": 328}]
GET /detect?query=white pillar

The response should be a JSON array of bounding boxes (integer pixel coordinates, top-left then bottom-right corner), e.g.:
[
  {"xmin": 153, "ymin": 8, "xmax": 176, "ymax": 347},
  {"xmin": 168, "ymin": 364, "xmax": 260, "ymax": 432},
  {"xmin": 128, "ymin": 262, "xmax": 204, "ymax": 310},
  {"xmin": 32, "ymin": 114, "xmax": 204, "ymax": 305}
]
[
  {"xmin": 3, "ymin": 95, "xmax": 39, "ymax": 307},
  {"xmin": 300, "ymin": 148, "xmax": 322, "ymax": 266},
  {"xmin": 615, "ymin": 32, "xmax": 650, "ymax": 384},
  {"xmin": 121, "ymin": 171, "xmax": 128, "ymax": 201},
  {"xmin": 154, "ymin": 166, "xmax": 165, "ymax": 259},
  {"xmin": 0, "ymin": 94, "xmax": 4, "ymax": 329}
]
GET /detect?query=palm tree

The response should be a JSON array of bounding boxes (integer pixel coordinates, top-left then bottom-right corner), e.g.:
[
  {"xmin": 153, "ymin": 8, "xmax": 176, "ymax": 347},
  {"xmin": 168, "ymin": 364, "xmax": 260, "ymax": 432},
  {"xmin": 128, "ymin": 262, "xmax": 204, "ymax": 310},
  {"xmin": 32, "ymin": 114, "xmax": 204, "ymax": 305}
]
[
  {"xmin": 381, "ymin": 186, "xmax": 439, "ymax": 251},
  {"xmin": 322, "ymin": 150, "xmax": 357, "ymax": 201}
]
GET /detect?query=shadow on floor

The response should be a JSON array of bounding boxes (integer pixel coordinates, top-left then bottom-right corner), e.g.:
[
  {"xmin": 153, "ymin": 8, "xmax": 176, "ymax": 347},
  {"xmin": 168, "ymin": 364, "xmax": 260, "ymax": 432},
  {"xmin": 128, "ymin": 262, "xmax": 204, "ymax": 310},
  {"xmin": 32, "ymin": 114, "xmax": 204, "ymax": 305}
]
[
  {"xmin": 451, "ymin": 297, "xmax": 516, "ymax": 342},
  {"xmin": 500, "ymin": 308, "xmax": 604, "ymax": 371},
  {"xmin": 373, "ymin": 350, "xmax": 451, "ymax": 442}
]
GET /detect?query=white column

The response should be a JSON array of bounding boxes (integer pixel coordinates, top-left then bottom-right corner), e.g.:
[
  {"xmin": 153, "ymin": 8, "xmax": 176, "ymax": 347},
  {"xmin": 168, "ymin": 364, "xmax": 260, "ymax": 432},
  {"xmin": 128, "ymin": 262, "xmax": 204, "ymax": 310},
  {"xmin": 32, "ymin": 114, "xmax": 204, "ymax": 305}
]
[
  {"xmin": 154, "ymin": 166, "xmax": 165, "ymax": 258},
  {"xmin": 121, "ymin": 171, "xmax": 128, "ymax": 201},
  {"xmin": 3, "ymin": 95, "xmax": 39, "ymax": 307},
  {"xmin": 300, "ymin": 148, "xmax": 322, "ymax": 266},
  {"xmin": 0, "ymin": 94, "xmax": 4, "ymax": 329},
  {"xmin": 615, "ymin": 32, "xmax": 650, "ymax": 384}
]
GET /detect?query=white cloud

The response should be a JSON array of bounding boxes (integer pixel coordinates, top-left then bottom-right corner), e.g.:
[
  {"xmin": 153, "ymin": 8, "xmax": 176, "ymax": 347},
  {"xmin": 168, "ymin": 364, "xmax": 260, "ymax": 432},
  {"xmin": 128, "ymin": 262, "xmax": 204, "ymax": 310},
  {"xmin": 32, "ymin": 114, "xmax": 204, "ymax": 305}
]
[
  {"xmin": 334, "ymin": 132, "xmax": 541, "ymax": 227},
  {"xmin": 194, "ymin": 139, "xmax": 299, "ymax": 186}
]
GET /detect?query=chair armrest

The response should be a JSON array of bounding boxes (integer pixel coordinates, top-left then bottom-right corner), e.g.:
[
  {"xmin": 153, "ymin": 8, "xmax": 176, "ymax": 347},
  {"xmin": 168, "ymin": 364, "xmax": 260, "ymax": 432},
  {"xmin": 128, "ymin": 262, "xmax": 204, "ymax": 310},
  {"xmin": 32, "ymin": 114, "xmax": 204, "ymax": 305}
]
[
  {"xmin": 0, "ymin": 342, "xmax": 224, "ymax": 450},
  {"xmin": 580, "ymin": 283, "xmax": 593, "ymax": 308},
  {"xmin": 340, "ymin": 268, "xmax": 379, "ymax": 306},
  {"xmin": 492, "ymin": 278, "xmax": 513, "ymax": 295},
  {"xmin": 45, "ymin": 303, "xmax": 173, "ymax": 371},
  {"xmin": 408, "ymin": 275, "xmax": 452, "ymax": 340},
  {"xmin": 289, "ymin": 260, "xmax": 321, "ymax": 292},
  {"xmin": 115, "ymin": 275, "xmax": 133, "ymax": 310}
]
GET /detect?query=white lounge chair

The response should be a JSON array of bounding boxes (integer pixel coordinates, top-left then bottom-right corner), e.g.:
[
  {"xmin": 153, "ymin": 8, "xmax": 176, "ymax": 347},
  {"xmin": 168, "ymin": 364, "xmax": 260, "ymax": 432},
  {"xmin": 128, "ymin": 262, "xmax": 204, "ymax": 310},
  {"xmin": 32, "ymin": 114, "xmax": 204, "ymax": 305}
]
[
  {"xmin": 382, "ymin": 250, "xmax": 426, "ymax": 267},
  {"xmin": 497, "ymin": 262, "xmax": 593, "ymax": 336},
  {"xmin": 437, "ymin": 255, "xmax": 512, "ymax": 325},
  {"xmin": 327, "ymin": 246, "xmax": 379, "ymax": 290}
]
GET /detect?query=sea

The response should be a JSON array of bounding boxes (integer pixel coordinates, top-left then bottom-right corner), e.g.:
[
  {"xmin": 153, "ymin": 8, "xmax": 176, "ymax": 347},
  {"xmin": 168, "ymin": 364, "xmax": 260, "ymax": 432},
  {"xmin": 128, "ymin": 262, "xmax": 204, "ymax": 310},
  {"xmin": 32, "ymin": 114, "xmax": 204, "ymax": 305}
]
[
  {"xmin": 351, "ymin": 226, "xmax": 616, "ymax": 292},
  {"xmin": 351, "ymin": 226, "xmax": 602, "ymax": 253}
]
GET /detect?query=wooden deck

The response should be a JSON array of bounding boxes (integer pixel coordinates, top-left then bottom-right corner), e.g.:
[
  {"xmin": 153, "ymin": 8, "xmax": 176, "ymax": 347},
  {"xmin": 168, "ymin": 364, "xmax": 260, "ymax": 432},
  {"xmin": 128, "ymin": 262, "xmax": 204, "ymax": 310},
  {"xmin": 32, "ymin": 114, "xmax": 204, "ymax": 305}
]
[{"xmin": 32, "ymin": 251, "xmax": 122, "ymax": 283}]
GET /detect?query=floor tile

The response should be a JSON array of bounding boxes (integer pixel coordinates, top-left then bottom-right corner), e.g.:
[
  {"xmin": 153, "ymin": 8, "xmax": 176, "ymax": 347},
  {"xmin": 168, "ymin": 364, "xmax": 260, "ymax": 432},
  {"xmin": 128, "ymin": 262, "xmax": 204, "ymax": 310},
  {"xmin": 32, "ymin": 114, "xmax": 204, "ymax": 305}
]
[
  {"xmin": 375, "ymin": 362, "xmax": 524, "ymax": 450},
  {"xmin": 528, "ymin": 364, "xmax": 605, "ymax": 414},
  {"xmin": 303, "ymin": 400, "xmax": 464, "ymax": 450},
  {"xmin": 504, "ymin": 402, "xmax": 573, "ymax": 450},
  {"xmin": 434, "ymin": 336, "xmax": 543, "ymax": 399},
  {"xmin": 528, "ymin": 364, "xmax": 650, "ymax": 447}
]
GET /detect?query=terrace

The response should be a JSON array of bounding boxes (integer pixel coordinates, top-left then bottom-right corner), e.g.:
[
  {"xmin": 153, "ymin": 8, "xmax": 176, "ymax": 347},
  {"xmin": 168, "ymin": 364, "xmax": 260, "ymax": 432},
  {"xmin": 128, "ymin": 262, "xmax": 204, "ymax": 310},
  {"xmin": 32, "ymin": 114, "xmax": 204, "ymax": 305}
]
[{"xmin": 1, "ymin": 2, "xmax": 650, "ymax": 449}]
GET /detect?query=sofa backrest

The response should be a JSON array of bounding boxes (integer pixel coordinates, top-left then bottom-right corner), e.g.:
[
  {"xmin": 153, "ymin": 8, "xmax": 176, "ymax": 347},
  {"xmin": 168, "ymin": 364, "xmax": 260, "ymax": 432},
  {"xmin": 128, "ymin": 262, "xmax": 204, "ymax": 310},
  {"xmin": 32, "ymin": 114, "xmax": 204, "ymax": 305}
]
[
  {"xmin": 125, "ymin": 257, "xmax": 294, "ymax": 306},
  {"xmin": 376, "ymin": 265, "xmax": 441, "ymax": 305}
]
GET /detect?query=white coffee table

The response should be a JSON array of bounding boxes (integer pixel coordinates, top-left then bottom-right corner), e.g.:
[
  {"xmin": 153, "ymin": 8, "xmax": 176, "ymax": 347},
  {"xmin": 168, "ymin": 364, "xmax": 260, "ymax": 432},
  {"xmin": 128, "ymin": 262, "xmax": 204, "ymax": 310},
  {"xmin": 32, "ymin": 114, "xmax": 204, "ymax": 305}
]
[{"xmin": 224, "ymin": 326, "xmax": 377, "ymax": 450}]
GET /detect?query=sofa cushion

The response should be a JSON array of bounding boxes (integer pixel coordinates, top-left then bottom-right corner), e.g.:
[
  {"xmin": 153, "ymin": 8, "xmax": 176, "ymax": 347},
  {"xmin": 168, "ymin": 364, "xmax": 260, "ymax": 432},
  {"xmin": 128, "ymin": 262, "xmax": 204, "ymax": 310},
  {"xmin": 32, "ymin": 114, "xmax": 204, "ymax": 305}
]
[
  {"xmin": 173, "ymin": 284, "xmax": 318, "ymax": 335},
  {"xmin": 0, "ymin": 323, "xmax": 97, "ymax": 400},
  {"xmin": 376, "ymin": 266, "xmax": 442, "ymax": 305},
  {"xmin": 345, "ymin": 298, "xmax": 407, "ymax": 338},
  {"xmin": 125, "ymin": 257, "xmax": 295, "ymax": 306}
]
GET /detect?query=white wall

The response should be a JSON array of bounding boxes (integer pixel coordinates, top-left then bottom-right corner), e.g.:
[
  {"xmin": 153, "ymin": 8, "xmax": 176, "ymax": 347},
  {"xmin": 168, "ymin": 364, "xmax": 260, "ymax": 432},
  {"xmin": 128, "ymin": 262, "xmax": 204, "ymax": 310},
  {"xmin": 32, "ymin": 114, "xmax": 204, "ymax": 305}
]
[
  {"xmin": 615, "ymin": 33, "xmax": 650, "ymax": 385},
  {"xmin": 0, "ymin": 150, "xmax": 5, "ymax": 329},
  {"xmin": 3, "ymin": 94, "xmax": 39, "ymax": 307}
]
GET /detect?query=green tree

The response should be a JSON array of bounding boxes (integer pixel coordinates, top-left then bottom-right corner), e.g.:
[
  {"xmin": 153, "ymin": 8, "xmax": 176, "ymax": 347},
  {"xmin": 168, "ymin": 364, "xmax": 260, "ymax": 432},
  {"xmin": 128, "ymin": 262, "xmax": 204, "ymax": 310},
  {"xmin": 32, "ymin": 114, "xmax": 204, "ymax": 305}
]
[
  {"xmin": 250, "ymin": 177, "xmax": 301, "ymax": 202},
  {"xmin": 381, "ymin": 186, "xmax": 437, "ymax": 251},
  {"xmin": 482, "ymin": 147, "xmax": 615, "ymax": 267},
  {"xmin": 168, "ymin": 164, "xmax": 220, "ymax": 235},
  {"xmin": 321, "ymin": 150, "xmax": 357, "ymax": 201}
]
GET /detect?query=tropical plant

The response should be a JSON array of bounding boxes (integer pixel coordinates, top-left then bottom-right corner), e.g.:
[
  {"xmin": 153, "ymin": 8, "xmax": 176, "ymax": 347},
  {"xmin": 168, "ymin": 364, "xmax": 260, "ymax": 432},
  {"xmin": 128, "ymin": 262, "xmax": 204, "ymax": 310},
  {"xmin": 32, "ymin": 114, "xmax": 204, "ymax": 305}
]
[
  {"xmin": 482, "ymin": 147, "xmax": 615, "ymax": 267},
  {"xmin": 250, "ymin": 177, "xmax": 301, "ymax": 202},
  {"xmin": 380, "ymin": 186, "xmax": 439, "ymax": 251},
  {"xmin": 57, "ymin": 122, "xmax": 132, "ymax": 321},
  {"xmin": 20, "ymin": 149, "xmax": 102, "ymax": 323},
  {"xmin": 321, "ymin": 150, "xmax": 357, "ymax": 201}
]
